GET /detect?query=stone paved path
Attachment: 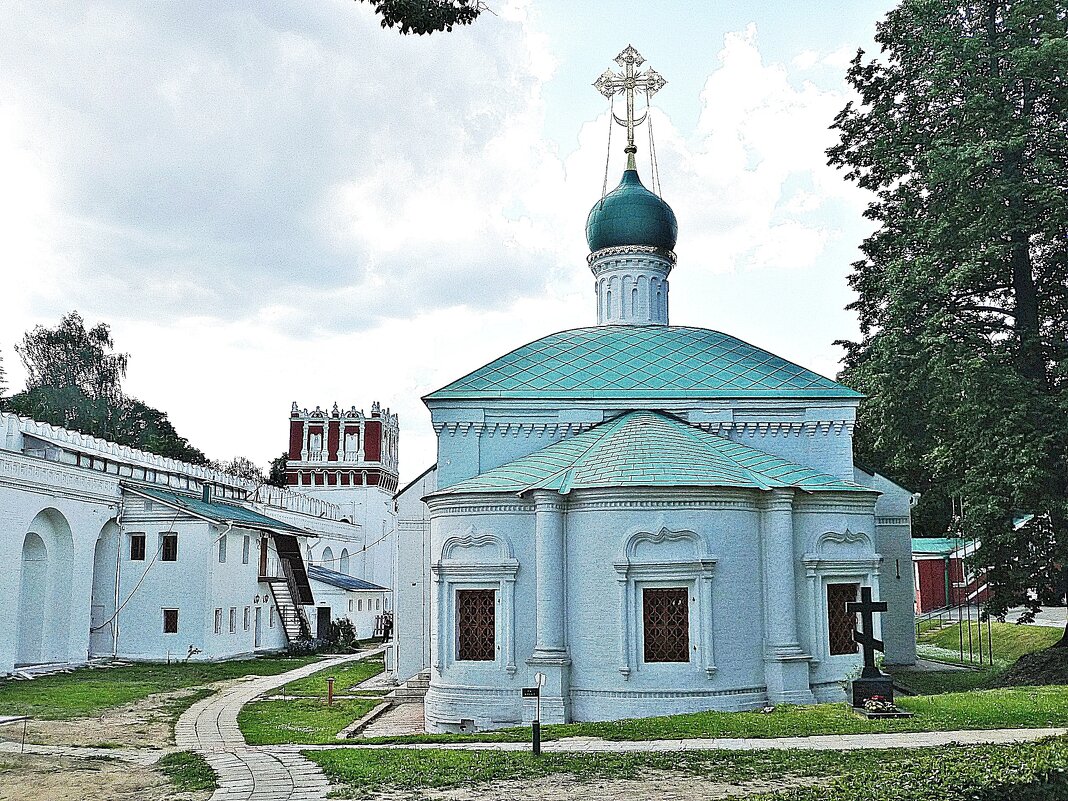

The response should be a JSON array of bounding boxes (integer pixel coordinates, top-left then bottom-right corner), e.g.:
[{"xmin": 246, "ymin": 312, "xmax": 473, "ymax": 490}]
[
  {"xmin": 289, "ymin": 726, "xmax": 1066, "ymax": 754},
  {"xmin": 175, "ymin": 648, "xmax": 382, "ymax": 801},
  {"xmin": 358, "ymin": 700, "xmax": 425, "ymax": 737}
]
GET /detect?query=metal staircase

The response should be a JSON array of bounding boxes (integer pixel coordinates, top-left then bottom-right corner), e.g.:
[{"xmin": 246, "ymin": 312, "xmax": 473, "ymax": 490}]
[
  {"xmin": 262, "ymin": 532, "xmax": 314, "ymax": 643},
  {"xmin": 266, "ymin": 573, "xmax": 310, "ymax": 642}
]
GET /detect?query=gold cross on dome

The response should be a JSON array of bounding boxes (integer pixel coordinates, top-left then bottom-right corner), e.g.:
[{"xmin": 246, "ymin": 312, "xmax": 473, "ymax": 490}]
[{"xmin": 593, "ymin": 45, "xmax": 666, "ymax": 161}]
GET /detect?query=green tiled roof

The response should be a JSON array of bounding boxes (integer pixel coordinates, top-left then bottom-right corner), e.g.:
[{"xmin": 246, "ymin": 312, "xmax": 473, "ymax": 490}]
[
  {"xmin": 424, "ymin": 326, "xmax": 860, "ymax": 401},
  {"xmin": 431, "ymin": 411, "xmax": 871, "ymax": 496},
  {"xmin": 911, "ymin": 537, "xmax": 969, "ymax": 555},
  {"xmin": 126, "ymin": 486, "xmax": 306, "ymax": 534}
]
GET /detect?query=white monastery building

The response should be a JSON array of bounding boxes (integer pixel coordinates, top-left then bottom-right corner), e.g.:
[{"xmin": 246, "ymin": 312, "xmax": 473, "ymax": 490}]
[
  {"xmin": 390, "ymin": 46, "xmax": 917, "ymax": 732},
  {"xmin": 0, "ymin": 402, "xmax": 392, "ymax": 675}
]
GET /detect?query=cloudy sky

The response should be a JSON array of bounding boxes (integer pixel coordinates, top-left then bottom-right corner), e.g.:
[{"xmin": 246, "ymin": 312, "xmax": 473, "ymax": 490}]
[{"xmin": 1, "ymin": 0, "xmax": 896, "ymax": 482}]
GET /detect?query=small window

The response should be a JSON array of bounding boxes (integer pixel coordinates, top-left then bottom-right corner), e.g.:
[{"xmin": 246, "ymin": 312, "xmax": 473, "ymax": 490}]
[
  {"xmin": 218, "ymin": 534, "xmax": 227, "ymax": 563},
  {"xmin": 348, "ymin": 599, "xmax": 353, "ymax": 612},
  {"xmin": 161, "ymin": 533, "xmax": 178, "ymax": 562},
  {"xmin": 357, "ymin": 599, "xmax": 363, "ymax": 611},
  {"xmin": 827, "ymin": 583, "xmax": 860, "ymax": 656},
  {"xmin": 130, "ymin": 533, "xmax": 146, "ymax": 561},
  {"xmin": 376, "ymin": 598, "xmax": 381, "ymax": 611},
  {"xmin": 242, "ymin": 535, "xmax": 250, "ymax": 565},
  {"xmin": 163, "ymin": 609, "xmax": 179, "ymax": 634},
  {"xmin": 269, "ymin": 607, "xmax": 275, "ymax": 628},
  {"xmin": 214, "ymin": 608, "xmax": 222, "ymax": 635},
  {"xmin": 642, "ymin": 587, "xmax": 690, "ymax": 663},
  {"xmin": 456, "ymin": 589, "xmax": 495, "ymax": 661},
  {"xmin": 229, "ymin": 607, "xmax": 237, "ymax": 634},
  {"xmin": 243, "ymin": 607, "xmax": 251, "ymax": 631}
]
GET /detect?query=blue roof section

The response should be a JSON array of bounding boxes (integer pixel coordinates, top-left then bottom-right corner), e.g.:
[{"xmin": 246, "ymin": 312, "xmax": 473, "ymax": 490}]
[
  {"xmin": 126, "ymin": 486, "xmax": 306, "ymax": 534},
  {"xmin": 431, "ymin": 411, "xmax": 871, "ymax": 497},
  {"xmin": 307, "ymin": 564, "xmax": 389, "ymax": 592},
  {"xmin": 424, "ymin": 326, "xmax": 861, "ymax": 402}
]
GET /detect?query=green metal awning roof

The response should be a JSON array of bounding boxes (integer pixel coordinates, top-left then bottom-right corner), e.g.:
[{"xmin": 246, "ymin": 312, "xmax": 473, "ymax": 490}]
[
  {"xmin": 424, "ymin": 326, "xmax": 861, "ymax": 402},
  {"xmin": 910, "ymin": 537, "xmax": 970, "ymax": 555},
  {"xmin": 125, "ymin": 485, "xmax": 307, "ymax": 535},
  {"xmin": 430, "ymin": 411, "xmax": 871, "ymax": 497}
]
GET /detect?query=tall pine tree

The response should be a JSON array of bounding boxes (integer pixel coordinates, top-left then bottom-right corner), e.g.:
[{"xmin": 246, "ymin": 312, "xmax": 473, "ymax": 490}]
[{"xmin": 828, "ymin": 0, "xmax": 1068, "ymax": 638}]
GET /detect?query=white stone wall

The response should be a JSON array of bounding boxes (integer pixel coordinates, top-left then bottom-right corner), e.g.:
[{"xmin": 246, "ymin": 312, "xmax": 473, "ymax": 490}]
[
  {"xmin": 391, "ymin": 465, "xmax": 436, "ymax": 682},
  {"xmin": 309, "ymin": 581, "xmax": 387, "ymax": 642},
  {"xmin": 422, "ymin": 485, "xmax": 889, "ymax": 732}
]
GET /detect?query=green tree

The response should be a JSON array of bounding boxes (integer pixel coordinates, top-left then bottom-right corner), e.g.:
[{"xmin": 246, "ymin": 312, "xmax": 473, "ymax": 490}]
[
  {"xmin": 355, "ymin": 0, "xmax": 484, "ymax": 35},
  {"xmin": 6, "ymin": 312, "xmax": 210, "ymax": 465},
  {"xmin": 828, "ymin": 0, "xmax": 1068, "ymax": 640},
  {"xmin": 216, "ymin": 456, "xmax": 266, "ymax": 483},
  {"xmin": 267, "ymin": 451, "xmax": 289, "ymax": 488}
]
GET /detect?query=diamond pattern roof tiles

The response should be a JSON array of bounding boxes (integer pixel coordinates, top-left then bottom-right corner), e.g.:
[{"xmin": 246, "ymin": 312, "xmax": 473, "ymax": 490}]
[
  {"xmin": 424, "ymin": 326, "xmax": 860, "ymax": 401},
  {"xmin": 431, "ymin": 411, "xmax": 871, "ymax": 497}
]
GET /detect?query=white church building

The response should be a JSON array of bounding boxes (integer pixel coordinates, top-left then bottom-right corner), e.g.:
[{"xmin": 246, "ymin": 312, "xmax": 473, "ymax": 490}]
[
  {"xmin": 391, "ymin": 47, "xmax": 916, "ymax": 732},
  {"xmin": 0, "ymin": 406, "xmax": 387, "ymax": 675}
]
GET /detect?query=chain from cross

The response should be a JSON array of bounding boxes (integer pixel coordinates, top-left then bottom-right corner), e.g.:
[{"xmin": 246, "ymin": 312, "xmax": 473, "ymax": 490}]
[
  {"xmin": 593, "ymin": 45, "xmax": 666, "ymax": 159},
  {"xmin": 846, "ymin": 585, "xmax": 887, "ymax": 679}
]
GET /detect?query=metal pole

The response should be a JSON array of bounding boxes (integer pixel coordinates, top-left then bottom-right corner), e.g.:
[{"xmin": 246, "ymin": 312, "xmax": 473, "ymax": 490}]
[{"xmin": 327, "ymin": 677, "xmax": 335, "ymax": 706}]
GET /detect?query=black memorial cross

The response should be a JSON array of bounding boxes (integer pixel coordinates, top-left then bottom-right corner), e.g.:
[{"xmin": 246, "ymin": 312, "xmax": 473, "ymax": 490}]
[{"xmin": 847, "ymin": 586, "xmax": 887, "ymax": 680}]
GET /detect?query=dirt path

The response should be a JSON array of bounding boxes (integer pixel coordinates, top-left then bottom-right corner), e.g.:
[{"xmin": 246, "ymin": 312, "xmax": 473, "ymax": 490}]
[
  {"xmin": 366, "ymin": 771, "xmax": 820, "ymax": 801},
  {"xmin": 0, "ymin": 753, "xmax": 209, "ymax": 801}
]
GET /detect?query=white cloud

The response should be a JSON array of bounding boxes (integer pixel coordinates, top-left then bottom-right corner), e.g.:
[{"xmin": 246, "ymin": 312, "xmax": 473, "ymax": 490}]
[{"xmin": 0, "ymin": 8, "xmax": 872, "ymax": 478}]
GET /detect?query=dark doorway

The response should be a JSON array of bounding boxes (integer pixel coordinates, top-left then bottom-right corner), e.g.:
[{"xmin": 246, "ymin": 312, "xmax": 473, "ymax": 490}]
[{"xmin": 316, "ymin": 606, "xmax": 331, "ymax": 640}]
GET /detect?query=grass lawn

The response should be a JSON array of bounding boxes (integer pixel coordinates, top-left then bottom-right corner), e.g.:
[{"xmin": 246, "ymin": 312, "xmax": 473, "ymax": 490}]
[
  {"xmin": 918, "ymin": 621, "xmax": 1061, "ymax": 667},
  {"xmin": 308, "ymin": 736, "xmax": 1068, "ymax": 800},
  {"xmin": 239, "ymin": 697, "xmax": 380, "ymax": 745},
  {"xmin": 156, "ymin": 750, "xmax": 217, "ymax": 793},
  {"xmin": 281, "ymin": 653, "xmax": 385, "ymax": 697},
  {"xmin": 355, "ymin": 683, "xmax": 1068, "ymax": 745},
  {"xmin": 0, "ymin": 655, "xmax": 321, "ymax": 720},
  {"xmin": 888, "ymin": 665, "xmax": 997, "ymax": 695}
]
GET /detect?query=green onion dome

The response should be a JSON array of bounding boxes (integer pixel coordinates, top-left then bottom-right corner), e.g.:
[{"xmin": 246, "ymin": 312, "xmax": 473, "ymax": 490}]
[{"xmin": 586, "ymin": 169, "xmax": 677, "ymax": 253}]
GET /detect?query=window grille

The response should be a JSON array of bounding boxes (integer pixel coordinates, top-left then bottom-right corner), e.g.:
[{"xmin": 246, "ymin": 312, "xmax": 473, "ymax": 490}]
[
  {"xmin": 161, "ymin": 533, "xmax": 178, "ymax": 562},
  {"xmin": 642, "ymin": 587, "xmax": 690, "ymax": 663},
  {"xmin": 229, "ymin": 607, "xmax": 237, "ymax": 634},
  {"xmin": 130, "ymin": 533, "xmax": 146, "ymax": 561},
  {"xmin": 456, "ymin": 589, "xmax": 496, "ymax": 661},
  {"xmin": 163, "ymin": 609, "xmax": 179, "ymax": 634},
  {"xmin": 827, "ymin": 583, "xmax": 860, "ymax": 655},
  {"xmin": 214, "ymin": 608, "xmax": 222, "ymax": 634}
]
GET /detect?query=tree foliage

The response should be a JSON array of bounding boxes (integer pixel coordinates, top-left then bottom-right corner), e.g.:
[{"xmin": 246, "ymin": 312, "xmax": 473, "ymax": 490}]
[
  {"xmin": 355, "ymin": 0, "xmax": 483, "ymax": 35},
  {"xmin": 4, "ymin": 312, "xmax": 210, "ymax": 465},
  {"xmin": 215, "ymin": 456, "xmax": 266, "ymax": 483},
  {"xmin": 267, "ymin": 451, "xmax": 289, "ymax": 488},
  {"xmin": 828, "ymin": 0, "xmax": 1068, "ymax": 633}
]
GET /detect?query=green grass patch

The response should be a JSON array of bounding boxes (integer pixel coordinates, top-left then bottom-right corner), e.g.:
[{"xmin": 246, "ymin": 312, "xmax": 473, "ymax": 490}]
[
  {"xmin": 356, "ymin": 684, "xmax": 1068, "ymax": 746},
  {"xmin": 238, "ymin": 697, "xmax": 379, "ymax": 745},
  {"xmin": 308, "ymin": 737, "xmax": 1068, "ymax": 800},
  {"xmin": 157, "ymin": 750, "xmax": 217, "ymax": 793},
  {"xmin": 0, "ymin": 655, "xmax": 321, "ymax": 720},
  {"xmin": 919, "ymin": 622, "xmax": 1061, "ymax": 666},
  {"xmin": 889, "ymin": 665, "xmax": 996, "ymax": 695},
  {"xmin": 281, "ymin": 653, "xmax": 385, "ymax": 697}
]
